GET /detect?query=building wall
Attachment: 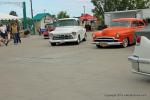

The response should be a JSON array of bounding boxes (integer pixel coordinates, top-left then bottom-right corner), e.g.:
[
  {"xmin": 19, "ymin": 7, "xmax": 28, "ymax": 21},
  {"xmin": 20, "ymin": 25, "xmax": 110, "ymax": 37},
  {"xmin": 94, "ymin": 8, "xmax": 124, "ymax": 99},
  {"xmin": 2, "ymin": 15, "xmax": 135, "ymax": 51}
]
[
  {"xmin": 40, "ymin": 16, "xmax": 53, "ymax": 29},
  {"xmin": 35, "ymin": 21, "xmax": 41, "ymax": 33},
  {"xmin": 34, "ymin": 15, "xmax": 54, "ymax": 33}
]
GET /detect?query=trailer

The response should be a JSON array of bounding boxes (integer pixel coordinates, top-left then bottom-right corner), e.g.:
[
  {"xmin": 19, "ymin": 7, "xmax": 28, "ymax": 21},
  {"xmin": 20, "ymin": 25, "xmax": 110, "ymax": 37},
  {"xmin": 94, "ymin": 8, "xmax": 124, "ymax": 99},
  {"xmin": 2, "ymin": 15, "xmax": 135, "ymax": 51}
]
[{"xmin": 104, "ymin": 9, "xmax": 150, "ymax": 26}]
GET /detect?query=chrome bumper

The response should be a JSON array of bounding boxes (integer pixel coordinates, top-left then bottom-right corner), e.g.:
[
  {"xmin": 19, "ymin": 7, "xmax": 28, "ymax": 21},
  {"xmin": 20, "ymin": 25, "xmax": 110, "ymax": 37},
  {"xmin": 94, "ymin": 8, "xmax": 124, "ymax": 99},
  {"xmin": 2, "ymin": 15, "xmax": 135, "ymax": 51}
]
[
  {"xmin": 128, "ymin": 56, "xmax": 139, "ymax": 63},
  {"xmin": 132, "ymin": 70, "xmax": 150, "ymax": 76},
  {"xmin": 92, "ymin": 41, "xmax": 122, "ymax": 46},
  {"xmin": 49, "ymin": 38, "xmax": 78, "ymax": 43},
  {"xmin": 128, "ymin": 55, "xmax": 150, "ymax": 76},
  {"xmin": 128, "ymin": 56, "xmax": 139, "ymax": 72}
]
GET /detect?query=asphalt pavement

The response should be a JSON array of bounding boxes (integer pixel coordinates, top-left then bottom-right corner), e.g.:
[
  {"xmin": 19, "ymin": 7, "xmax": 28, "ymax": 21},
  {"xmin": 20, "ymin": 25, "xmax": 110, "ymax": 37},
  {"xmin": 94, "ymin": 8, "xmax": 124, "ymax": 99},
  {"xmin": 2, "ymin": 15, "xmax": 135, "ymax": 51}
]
[{"xmin": 0, "ymin": 32, "xmax": 150, "ymax": 100}]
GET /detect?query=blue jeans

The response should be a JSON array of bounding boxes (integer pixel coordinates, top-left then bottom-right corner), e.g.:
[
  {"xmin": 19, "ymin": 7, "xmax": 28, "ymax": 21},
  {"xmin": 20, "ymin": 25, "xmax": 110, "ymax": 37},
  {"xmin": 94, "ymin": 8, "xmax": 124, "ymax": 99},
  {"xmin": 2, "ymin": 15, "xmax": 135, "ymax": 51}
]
[{"xmin": 13, "ymin": 33, "xmax": 19, "ymax": 44}]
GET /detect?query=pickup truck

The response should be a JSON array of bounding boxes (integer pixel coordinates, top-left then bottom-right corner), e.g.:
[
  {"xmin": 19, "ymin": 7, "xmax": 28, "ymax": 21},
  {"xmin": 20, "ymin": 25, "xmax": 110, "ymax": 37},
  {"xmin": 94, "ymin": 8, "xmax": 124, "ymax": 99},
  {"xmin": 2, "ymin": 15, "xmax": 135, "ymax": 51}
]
[
  {"xmin": 49, "ymin": 18, "xmax": 87, "ymax": 46},
  {"xmin": 128, "ymin": 25, "xmax": 150, "ymax": 76}
]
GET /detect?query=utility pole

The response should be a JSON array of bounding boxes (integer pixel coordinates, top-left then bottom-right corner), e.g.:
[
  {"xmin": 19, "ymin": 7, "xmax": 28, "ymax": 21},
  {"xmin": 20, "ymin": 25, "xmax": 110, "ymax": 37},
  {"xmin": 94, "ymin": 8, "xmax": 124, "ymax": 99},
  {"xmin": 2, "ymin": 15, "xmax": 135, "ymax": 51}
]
[
  {"xmin": 83, "ymin": 6, "xmax": 86, "ymax": 14},
  {"xmin": 23, "ymin": 2, "xmax": 27, "ymax": 29},
  {"xmin": 30, "ymin": 0, "xmax": 33, "ymax": 18},
  {"xmin": 44, "ymin": 9, "xmax": 46, "ymax": 13},
  {"xmin": 30, "ymin": 0, "xmax": 35, "ymax": 34}
]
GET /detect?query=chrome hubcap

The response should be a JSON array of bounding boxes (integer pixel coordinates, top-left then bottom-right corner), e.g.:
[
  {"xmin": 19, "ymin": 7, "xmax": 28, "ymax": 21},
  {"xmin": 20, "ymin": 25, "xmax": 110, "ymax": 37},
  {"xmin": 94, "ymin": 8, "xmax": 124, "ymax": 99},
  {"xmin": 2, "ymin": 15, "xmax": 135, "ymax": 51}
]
[{"xmin": 123, "ymin": 38, "xmax": 128, "ymax": 47}]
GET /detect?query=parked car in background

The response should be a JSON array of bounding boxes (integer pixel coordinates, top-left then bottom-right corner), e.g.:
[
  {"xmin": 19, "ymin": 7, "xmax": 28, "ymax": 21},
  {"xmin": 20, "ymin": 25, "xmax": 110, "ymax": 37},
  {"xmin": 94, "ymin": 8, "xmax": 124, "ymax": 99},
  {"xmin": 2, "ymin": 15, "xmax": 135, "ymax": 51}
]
[
  {"xmin": 43, "ymin": 23, "xmax": 55, "ymax": 39},
  {"xmin": 49, "ymin": 18, "xmax": 87, "ymax": 46},
  {"xmin": 128, "ymin": 25, "xmax": 150, "ymax": 76},
  {"xmin": 92, "ymin": 18, "xmax": 146, "ymax": 48}
]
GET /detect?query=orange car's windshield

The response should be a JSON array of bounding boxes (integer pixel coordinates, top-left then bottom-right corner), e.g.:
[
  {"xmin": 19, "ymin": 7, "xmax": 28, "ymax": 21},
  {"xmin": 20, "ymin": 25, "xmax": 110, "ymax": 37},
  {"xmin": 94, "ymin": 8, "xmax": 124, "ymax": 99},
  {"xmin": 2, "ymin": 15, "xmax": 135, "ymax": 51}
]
[{"xmin": 110, "ymin": 21, "xmax": 130, "ymax": 27}]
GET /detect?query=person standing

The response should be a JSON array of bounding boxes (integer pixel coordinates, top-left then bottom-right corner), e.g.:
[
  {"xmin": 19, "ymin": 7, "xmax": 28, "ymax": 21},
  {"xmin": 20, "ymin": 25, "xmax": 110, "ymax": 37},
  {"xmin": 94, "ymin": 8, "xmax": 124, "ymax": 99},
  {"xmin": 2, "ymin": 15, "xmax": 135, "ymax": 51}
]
[
  {"xmin": 16, "ymin": 23, "xmax": 21, "ymax": 43},
  {"xmin": 11, "ymin": 23, "xmax": 21, "ymax": 45},
  {"xmin": 0, "ymin": 24, "xmax": 8, "ymax": 46}
]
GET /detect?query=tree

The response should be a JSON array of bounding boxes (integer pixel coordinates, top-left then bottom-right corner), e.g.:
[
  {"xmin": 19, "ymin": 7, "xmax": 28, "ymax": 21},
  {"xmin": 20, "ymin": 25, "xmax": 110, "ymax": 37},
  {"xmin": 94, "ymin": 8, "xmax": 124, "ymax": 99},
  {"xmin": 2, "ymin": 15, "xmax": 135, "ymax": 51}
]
[
  {"xmin": 9, "ymin": 11, "xmax": 18, "ymax": 16},
  {"xmin": 91, "ymin": 0, "xmax": 150, "ymax": 24},
  {"xmin": 57, "ymin": 11, "xmax": 70, "ymax": 19},
  {"xmin": 51, "ymin": 15, "xmax": 56, "ymax": 19}
]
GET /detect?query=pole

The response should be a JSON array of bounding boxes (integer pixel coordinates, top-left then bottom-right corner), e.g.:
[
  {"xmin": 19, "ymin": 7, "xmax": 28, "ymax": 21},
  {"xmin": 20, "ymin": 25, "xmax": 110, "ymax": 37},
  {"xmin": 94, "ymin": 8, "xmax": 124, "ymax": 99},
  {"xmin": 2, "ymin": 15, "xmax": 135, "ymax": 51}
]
[
  {"xmin": 30, "ymin": 0, "xmax": 35, "ymax": 34},
  {"xmin": 83, "ymin": 6, "xmax": 86, "ymax": 14},
  {"xmin": 23, "ymin": 2, "xmax": 27, "ymax": 29},
  {"xmin": 30, "ymin": 0, "xmax": 33, "ymax": 19}
]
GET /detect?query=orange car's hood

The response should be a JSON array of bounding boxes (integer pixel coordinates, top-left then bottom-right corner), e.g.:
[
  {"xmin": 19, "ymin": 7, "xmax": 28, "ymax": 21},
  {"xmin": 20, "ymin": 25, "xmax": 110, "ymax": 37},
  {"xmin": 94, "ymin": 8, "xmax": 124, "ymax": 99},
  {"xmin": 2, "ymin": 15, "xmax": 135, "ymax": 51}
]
[{"xmin": 101, "ymin": 26, "xmax": 130, "ymax": 37}]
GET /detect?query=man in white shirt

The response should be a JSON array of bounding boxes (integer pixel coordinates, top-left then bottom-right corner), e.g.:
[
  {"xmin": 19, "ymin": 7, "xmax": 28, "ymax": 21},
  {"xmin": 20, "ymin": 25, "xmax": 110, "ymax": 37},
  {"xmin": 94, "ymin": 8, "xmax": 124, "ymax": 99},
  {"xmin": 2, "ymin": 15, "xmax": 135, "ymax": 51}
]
[{"xmin": 0, "ymin": 24, "xmax": 8, "ymax": 46}]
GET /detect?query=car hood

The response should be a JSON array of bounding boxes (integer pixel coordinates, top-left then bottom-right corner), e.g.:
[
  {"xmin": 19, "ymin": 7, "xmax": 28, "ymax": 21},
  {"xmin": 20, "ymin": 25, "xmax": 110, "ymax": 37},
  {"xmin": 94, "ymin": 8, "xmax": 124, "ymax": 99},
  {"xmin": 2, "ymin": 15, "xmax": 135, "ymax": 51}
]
[
  {"xmin": 50, "ymin": 26, "xmax": 80, "ymax": 34},
  {"xmin": 101, "ymin": 26, "xmax": 130, "ymax": 36}
]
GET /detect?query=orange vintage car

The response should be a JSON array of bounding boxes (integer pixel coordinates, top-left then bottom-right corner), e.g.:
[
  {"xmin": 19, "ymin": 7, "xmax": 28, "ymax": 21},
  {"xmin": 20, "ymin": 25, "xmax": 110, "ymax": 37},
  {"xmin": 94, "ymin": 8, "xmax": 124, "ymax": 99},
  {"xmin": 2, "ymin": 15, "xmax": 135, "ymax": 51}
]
[{"xmin": 92, "ymin": 18, "xmax": 146, "ymax": 48}]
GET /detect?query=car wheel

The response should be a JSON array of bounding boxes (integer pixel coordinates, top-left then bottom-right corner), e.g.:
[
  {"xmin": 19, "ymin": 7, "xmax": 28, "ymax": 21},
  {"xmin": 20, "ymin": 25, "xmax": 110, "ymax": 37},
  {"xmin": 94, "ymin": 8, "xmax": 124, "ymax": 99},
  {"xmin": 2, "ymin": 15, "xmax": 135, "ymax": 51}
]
[
  {"xmin": 51, "ymin": 43, "xmax": 56, "ymax": 46},
  {"xmin": 122, "ymin": 38, "xmax": 128, "ymax": 48},
  {"xmin": 83, "ymin": 33, "xmax": 87, "ymax": 41},
  {"xmin": 75, "ymin": 35, "xmax": 80, "ymax": 45}
]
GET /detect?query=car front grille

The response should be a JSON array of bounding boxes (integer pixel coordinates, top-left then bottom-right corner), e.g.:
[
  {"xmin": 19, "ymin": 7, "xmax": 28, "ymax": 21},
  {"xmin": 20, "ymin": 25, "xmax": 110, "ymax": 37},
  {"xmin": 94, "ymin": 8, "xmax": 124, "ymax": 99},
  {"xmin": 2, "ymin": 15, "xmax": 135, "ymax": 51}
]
[
  {"xmin": 94, "ymin": 37, "xmax": 118, "ymax": 42},
  {"xmin": 53, "ymin": 34, "xmax": 73, "ymax": 40}
]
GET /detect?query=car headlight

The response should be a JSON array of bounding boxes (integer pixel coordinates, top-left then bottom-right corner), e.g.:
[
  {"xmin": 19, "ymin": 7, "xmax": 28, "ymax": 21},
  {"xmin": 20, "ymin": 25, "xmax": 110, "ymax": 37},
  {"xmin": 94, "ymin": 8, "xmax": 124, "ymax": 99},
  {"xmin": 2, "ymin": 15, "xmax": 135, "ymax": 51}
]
[
  {"xmin": 115, "ymin": 32, "xmax": 120, "ymax": 39},
  {"xmin": 49, "ymin": 33, "xmax": 53, "ymax": 38},
  {"xmin": 72, "ymin": 32, "xmax": 77, "ymax": 36}
]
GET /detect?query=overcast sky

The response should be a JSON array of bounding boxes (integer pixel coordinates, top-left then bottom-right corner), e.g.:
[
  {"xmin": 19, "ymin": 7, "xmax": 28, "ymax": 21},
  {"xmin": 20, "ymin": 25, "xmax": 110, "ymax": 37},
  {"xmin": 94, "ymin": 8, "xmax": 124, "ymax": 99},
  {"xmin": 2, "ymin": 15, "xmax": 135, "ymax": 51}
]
[{"xmin": 0, "ymin": 0, "xmax": 94, "ymax": 18}]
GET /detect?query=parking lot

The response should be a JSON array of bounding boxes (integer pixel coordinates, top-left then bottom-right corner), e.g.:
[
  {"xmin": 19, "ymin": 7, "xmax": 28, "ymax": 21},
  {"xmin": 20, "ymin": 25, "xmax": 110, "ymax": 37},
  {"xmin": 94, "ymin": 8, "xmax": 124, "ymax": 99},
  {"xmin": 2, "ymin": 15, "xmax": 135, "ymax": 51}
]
[{"xmin": 0, "ymin": 32, "xmax": 150, "ymax": 100}]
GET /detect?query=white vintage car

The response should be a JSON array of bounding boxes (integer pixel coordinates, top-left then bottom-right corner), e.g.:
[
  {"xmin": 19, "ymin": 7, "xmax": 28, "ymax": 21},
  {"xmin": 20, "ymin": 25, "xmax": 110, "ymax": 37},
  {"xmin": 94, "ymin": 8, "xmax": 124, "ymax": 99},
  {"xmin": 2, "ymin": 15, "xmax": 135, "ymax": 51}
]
[
  {"xmin": 128, "ymin": 25, "xmax": 150, "ymax": 76},
  {"xmin": 49, "ymin": 18, "xmax": 86, "ymax": 46}
]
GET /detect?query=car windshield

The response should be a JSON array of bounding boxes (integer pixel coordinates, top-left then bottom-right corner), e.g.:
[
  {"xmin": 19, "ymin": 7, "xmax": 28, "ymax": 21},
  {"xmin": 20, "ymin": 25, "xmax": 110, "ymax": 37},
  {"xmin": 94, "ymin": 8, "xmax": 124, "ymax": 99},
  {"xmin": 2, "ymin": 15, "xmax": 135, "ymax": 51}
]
[
  {"xmin": 110, "ymin": 21, "xmax": 130, "ymax": 27},
  {"xmin": 45, "ymin": 24, "xmax": 53, "ymax": 27},
  {"xmin": 54, "ymin": 19, "xmax": 78, "ymax": 27}
]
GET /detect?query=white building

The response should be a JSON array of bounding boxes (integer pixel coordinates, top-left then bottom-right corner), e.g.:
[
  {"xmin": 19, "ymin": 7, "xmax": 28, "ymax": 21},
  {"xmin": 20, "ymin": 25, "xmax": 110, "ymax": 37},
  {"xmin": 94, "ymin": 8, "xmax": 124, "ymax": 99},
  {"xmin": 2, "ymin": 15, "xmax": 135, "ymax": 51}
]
[{"xmin": 33, "ymin": 13, "xmax": 54, "ymax": 33}]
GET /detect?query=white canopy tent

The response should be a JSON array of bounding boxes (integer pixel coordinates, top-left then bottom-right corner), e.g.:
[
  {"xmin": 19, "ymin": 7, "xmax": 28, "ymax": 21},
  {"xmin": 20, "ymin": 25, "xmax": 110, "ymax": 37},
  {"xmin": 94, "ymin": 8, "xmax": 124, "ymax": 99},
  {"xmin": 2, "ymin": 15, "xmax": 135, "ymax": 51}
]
[{"xmin": 0, "ymin": 13, "xmax": 19, "ymax": 20}]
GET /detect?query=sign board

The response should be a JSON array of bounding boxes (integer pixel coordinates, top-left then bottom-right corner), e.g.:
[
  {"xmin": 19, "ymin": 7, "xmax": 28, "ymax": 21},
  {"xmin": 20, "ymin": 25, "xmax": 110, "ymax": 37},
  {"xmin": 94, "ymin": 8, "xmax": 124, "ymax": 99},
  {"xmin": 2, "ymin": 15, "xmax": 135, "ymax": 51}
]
[{"xmin": 44, "ymin": 16, "xmax": 53, "ymax": 23}]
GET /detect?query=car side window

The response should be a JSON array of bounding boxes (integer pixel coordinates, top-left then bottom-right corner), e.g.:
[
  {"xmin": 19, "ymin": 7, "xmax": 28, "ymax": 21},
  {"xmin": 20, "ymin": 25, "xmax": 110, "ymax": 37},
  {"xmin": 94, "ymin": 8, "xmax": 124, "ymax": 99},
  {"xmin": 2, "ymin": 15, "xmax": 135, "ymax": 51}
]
[
  {"xmin": 138, "ymin": 21, "xmax": 145, "ymax": 26},
  {"xmin": 132, "ymin": 21, "xmax": 139, "ymax": 27}
]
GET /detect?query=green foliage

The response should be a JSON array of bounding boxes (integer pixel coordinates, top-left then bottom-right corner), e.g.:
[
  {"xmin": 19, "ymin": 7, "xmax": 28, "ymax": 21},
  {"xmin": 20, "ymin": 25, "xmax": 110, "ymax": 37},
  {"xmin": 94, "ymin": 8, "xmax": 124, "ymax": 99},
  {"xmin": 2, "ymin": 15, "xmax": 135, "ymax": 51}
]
[
  {"xmin": 51, "ymin": 15, "xmax": 56, "ymax": 19},
  {"xmin": 9, "ymin": 11, "xmax": 18, "ymax": 16},
  {"xmin": 91, "ymin": 0, "xmax": 150, "ymax": 24},
  {"xmin": 57, "ymin": 11, "xmax": 70, "ymax": 19}
]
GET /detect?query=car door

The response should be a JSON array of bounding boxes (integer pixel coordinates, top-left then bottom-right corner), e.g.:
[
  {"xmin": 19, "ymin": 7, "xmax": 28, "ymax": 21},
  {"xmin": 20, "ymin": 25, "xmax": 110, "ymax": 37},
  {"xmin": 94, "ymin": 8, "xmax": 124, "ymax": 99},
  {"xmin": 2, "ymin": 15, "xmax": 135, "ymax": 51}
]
[{"xmin": 129, "ymin": 21, "xmax": 139, "ymax": 43}]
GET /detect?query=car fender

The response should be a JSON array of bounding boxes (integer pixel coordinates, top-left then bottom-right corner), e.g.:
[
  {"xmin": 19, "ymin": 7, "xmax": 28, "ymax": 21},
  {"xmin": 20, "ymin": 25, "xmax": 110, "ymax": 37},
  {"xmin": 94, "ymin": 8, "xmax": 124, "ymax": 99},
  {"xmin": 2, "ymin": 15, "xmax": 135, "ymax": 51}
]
[
  {"xmin": 78, "ymin": 27, "xmax": 86, "ymax": 40},
  {"xmin": 119, "ymin": 30, "xmax": 134, "ymax": 44}
]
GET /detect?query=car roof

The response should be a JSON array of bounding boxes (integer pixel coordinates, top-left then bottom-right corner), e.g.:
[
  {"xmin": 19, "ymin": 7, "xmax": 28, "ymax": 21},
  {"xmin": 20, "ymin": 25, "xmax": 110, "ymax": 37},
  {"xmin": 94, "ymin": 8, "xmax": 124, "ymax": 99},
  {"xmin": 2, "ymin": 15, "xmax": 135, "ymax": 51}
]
[
  {"xmin": 112, "ymin": 18, "xmax": 143, "ymax": 22},
  {"xmin": 58, "ymin": 18, "xmax": 79, "ymax": 21}
]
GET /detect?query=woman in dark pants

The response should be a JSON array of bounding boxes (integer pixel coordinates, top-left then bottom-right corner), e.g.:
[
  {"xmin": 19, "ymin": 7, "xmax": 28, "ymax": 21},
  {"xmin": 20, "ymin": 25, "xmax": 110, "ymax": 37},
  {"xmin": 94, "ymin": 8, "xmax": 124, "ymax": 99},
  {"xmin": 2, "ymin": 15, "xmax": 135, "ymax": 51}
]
[
  {"xmin": 17, "ymin": 24, "xmax": 21, "ymax": 43},
  {"xmin": 11, "ymin": 23, "xmax": 21, "ymax": 45}
]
